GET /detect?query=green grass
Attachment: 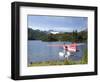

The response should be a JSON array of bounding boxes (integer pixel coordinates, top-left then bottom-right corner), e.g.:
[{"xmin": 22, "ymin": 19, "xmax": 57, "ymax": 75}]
[
  {"xmin": 28, "ymin": 60, "xmax": 65, "ymax": 67},
  {"xmin": 80, "ymin": 48, "xmax": 88, "ymax": 64},
  {"xmin": 28, "ymin": 48, "xmax": 88, "ymax": 67}
]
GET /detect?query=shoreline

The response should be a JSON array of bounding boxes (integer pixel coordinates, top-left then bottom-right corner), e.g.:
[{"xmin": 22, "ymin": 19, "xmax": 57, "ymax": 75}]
[{"xmin": 28, "ymin": 57, "xmax": 87, "ymax": 67}]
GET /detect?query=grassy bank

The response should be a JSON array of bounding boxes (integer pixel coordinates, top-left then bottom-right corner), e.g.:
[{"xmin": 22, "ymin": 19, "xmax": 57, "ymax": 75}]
[{"xmin": 28, "ymin": 49, "xmax": 88, "ymax": 67}]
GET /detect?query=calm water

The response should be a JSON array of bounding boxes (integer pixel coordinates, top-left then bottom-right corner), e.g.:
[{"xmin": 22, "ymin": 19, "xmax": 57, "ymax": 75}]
[{"xmin": 28, "ymin": 40, "xmax": 86, "ymax": 64}]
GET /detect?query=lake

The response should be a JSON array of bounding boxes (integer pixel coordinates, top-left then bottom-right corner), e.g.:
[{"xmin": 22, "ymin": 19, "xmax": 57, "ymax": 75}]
[{"xmin": 28, "ymin": 40, "xmax": 86, "ymax": 64}]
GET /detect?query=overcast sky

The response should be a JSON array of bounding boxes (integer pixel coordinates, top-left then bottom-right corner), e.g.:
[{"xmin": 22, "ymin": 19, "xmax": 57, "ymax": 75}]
[{"xmin": 28, "ymin": 15, "xmax": 87, "ymax": 32}]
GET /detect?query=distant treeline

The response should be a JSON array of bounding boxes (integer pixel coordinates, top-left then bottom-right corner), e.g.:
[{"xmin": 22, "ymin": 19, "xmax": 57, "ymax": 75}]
[{"xmin": 28, "ymin": 28, "xmax": 87, "ymax": 42}]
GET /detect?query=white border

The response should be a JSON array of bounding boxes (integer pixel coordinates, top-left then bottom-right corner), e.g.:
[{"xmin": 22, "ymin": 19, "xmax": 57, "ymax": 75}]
[{"xmin": 20, "ymin": 6, "xmax": 94, "ymax": 76}]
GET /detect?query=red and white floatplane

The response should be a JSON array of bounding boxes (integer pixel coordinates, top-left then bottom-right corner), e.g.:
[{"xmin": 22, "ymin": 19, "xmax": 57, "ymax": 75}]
[{"xmin": 47, "ymin": 43, "xmax": 84, "ymax": 59}]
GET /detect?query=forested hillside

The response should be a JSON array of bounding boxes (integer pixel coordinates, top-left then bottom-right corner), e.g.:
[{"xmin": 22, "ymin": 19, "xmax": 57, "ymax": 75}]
[{"xmin": 28, "ymin": 28, "xmax": 87, "ymax": 42}]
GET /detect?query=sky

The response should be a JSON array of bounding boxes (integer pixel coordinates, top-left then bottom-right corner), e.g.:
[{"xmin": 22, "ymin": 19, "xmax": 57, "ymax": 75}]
[{"xmin": 28, "ymin": 15, "xmax": 87, "ymax": 32}]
